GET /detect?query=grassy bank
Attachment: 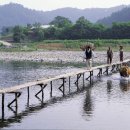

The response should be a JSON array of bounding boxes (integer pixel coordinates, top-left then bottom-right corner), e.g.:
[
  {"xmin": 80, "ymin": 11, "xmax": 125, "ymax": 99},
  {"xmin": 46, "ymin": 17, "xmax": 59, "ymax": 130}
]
[{"xmin": 1, "ymin": 39, "xmax": 130, "ymax": 51}]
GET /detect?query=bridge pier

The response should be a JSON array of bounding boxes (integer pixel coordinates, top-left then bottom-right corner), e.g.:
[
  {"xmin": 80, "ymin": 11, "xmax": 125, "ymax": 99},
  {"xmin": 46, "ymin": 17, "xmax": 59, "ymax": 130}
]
[
  {"xmin": 2, "ymin": 94, "xmax": 5, "ymax": 120},
  {"xmin": 69, "ymin": 77, "xmax": 71, "ymax": 92},
  {"xmin": 83, "ymin": 73, "xmax": 85, "ymax": 87},
  {"xmin": 103, "ymin": 66, "xmax": 109, "ymax": 75},
  {"xmin": 50, "ymin": 81, "xmax": 53, "ymax": 97},
  {"xmin": 75, "ymin": 73, "xmax": 82, "ymax": 90},
  {"xmin": 35, "ymin": 84, "xmax": 47, "ymax": 104},
  {"xmin": 116, "ymin": 64, "xmax": 120, "ymax": 71},
  {"xmin": 86, "ymin": 71, "xmax": 93, "ymax": 84},
  {"xmin": 7, "ymin": 92, "xmax": 21, "ymax": 115},
  {"xmin": 27, "ymin": 87, "xmax": 30, "ymax": 107},
  {"xmin": 97, "ymin": 68, "xmax": 102, "ymax": 77},
  {"xmin": 59, "ymin": 78, "xmax": 66, "ymax": 96}
]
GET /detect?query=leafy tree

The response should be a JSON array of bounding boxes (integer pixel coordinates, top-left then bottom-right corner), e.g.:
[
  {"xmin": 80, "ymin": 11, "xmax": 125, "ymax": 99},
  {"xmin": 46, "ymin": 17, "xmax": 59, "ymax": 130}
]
[
  {"xmin": 44, "ymin": 26, "xmax": 57, "ymax": 39},
  {"xmin": 33, "ymin": 28, "xmax": 44, "ymax": 41},
  {"xmin": 91, "ymin": 24, "xmax": 106, "ymax": 39},
  {"xmin": 71, "ymin": 16, "xmax": 92, "ymax": 39},
  {"xmin": 111, "ymin": 22, "xmax": 130, "ymax": 39},
  {"xmin": 31, "ymin": 22, "xmax": 44, "ymax": 41},
  {"xmin": 50, "ymin": 16, "xmax": 72, "ymax": 28},
  {"xmin": 13, "ymin": 26, "xmax": 24, "ymax": 42},
  {"xmin": 1, "ymin": 26, "xmax": 13, "ymax": 36},
  {"xmin": 59, "ymin": 26, "xmax": 73, "ymax": 39},
  {"xmin": 5, "ymin": 16, "xmax": 130, "ymax": 42}
]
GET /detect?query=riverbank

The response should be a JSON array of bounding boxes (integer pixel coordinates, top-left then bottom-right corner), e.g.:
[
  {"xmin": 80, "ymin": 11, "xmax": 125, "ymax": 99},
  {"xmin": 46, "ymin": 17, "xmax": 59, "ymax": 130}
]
[{"xmin": 0, "ymin": 51, "xmax": 129, "ymax": 64}]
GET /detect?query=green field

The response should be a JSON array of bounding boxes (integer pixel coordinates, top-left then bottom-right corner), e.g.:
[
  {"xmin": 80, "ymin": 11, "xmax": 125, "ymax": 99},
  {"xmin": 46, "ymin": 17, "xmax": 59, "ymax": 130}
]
[{"xmin": 1, "ymin": 39, "xmax": 130, "ymax": 52}]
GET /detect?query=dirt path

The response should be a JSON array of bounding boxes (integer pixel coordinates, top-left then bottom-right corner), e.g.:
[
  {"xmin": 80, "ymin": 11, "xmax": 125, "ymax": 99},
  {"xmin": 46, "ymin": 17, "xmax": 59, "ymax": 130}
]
[{"xmin": 0, "ymin": 40, "xmax": 12, "ymax": 47}]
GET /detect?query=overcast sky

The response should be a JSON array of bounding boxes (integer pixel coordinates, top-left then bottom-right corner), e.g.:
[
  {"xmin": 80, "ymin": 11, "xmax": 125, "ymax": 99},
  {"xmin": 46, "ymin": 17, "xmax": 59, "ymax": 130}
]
[{"xmin": 0, "ymin": 0, "xmax": 130, "ymax": 11}]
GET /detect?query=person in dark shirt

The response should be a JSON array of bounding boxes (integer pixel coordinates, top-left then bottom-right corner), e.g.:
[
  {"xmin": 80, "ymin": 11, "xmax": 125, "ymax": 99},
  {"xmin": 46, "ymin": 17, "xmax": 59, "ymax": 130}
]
[
  {"xmin": 107, "ymin": 47, "xmax": 113, "ymax": 64},
  {"xmin": 85, "ymin": 45, "xmax": 92, "ymax": 69},
  {"xmin": 119, "ymin": 45, "xmax": 123, "ymax": 62}
]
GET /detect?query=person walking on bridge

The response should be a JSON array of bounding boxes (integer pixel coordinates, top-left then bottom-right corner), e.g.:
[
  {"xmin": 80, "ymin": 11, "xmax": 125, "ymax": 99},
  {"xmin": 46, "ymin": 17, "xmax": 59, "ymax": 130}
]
[
  {"xmin": 107, "ymin": 47, "xmax": 113, "ymax": 64},
  {"xmin": 119, "ymin": 45, "xmax": 123, "ymax": 62},
  {"xmin": 85, "ymin": 45, "xmax": 92, "ymax": 69}
]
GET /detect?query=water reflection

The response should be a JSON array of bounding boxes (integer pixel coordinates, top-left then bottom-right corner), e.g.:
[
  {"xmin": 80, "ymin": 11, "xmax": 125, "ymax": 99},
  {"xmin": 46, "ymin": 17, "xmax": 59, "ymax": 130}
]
[
  {"xmin": 1, "ymin": 77, "xmax": 130, "ymax": 129},
  {"xmin": 0, "ymin": 84, "xmax": 88, "ymax": 129},
  {"xmin": 83, "ymin": 88, "xmax": 93, "ymax": 120},
  {"xmin": 1, "ymin": 60, "xmax": 130, "ymax": 129},
  {"xmin": 107, "ymin": 80, "xmax": 112, "ymax": 94},
  {"xmin": 120, "ymin": 80, "xmax": 130, "ymax": 92}
]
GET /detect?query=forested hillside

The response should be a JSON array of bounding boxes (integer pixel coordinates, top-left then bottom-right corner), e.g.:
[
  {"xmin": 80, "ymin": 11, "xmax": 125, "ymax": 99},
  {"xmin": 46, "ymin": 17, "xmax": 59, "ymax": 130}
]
[
  {"xmin": 2, "ymin": 16, "xmax": 130, "ymax": 43},
  {"xmin": 0, "ymin": 3, "xmax": 126, "ymax": 31},
  {"xmin": 97, "ymin": 7, "xmax": 130, "ymax": 26}
]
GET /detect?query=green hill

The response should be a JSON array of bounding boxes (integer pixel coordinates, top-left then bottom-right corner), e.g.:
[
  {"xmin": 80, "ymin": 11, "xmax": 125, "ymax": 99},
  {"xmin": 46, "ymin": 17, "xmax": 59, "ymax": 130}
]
[
  {"xmin": 97, "ymin": 7, "xmax": 130, "ymax": 26},
  {"xmin": 0, "ymin": 3, "xmax": 126, "ymax": 31}
]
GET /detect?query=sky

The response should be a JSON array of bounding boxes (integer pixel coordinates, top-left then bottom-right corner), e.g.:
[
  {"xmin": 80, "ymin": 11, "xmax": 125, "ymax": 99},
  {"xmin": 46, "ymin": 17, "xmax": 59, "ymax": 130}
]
[{"xmin": 0, "ymin": 0, "xmax": 130, "ymax": 11}]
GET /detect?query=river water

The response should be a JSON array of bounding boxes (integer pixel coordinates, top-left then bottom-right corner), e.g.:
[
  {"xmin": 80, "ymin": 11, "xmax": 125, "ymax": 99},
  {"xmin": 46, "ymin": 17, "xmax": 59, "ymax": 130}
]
[{"xmin": 0, "ymin": 61, "xmax": 130, "ymax": 130}]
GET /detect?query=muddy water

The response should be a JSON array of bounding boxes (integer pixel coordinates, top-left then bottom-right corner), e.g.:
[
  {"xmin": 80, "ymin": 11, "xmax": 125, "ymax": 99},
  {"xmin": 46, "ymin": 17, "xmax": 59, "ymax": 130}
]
[{"xmin": 0, "ymin": 61, "xmax": 130, "ymax": 130}]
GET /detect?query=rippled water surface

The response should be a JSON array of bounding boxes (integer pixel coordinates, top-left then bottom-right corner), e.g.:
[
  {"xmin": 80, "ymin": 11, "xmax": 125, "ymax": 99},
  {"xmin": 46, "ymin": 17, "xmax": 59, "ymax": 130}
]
[{"xmin": 0, "ymin": 61, "xmax": 130, "ymax": 130}]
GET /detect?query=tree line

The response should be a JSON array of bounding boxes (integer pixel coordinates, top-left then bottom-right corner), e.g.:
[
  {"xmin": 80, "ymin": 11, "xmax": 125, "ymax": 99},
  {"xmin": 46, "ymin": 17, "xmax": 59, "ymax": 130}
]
[{"xmin": 1, "ymin": 16, "xmax": 130, "ymax": 42}]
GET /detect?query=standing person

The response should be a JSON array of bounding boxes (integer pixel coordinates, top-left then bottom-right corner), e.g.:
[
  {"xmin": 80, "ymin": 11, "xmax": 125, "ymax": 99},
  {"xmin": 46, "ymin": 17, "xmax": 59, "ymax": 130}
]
[
  {"xmin": 107, "ymin": 47, "xmax": 113, "ymax": 64},
  {"xmin": 85, "ymin": 45, "xmax": 92, "ymax": 69},
  {"xmin": 119, "ymin": 45, "xmax": 123, "ymax": 62}
]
